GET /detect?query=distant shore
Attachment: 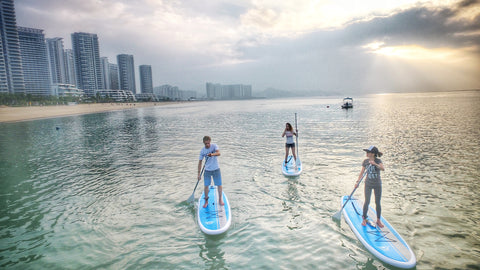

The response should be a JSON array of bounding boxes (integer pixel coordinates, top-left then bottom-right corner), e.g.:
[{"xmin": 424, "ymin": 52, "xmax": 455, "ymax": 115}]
[{"xmin": 0, "ymin": 102, "xmax": 172, "ymax": 123}]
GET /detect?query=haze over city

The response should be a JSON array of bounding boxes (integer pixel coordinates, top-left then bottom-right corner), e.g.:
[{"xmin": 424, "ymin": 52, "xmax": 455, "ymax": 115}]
[{"xmin": 15, "ymin": 0, "xmax": 480, "ymax": 94}]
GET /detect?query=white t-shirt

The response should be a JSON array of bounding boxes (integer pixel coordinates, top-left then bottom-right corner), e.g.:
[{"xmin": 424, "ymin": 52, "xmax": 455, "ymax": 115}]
[
  {"xmin": 285, "ymin": 130, "xmax": 295, "ymax": 144},
  {"xmin": 199, "ymin": 143, "xmax": 220, "ymax": 171}
]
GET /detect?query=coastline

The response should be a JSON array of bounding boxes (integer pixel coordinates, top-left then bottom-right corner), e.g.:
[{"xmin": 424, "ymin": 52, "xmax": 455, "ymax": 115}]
[{"xmin": 0, "ymin": 102, "xmax": 172, "ymax": 123}]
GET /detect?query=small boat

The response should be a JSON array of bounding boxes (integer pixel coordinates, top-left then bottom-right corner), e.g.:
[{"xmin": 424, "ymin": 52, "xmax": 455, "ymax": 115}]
[{"xmin": 341, "ymin": 97, "xmax": 353, "ymax": 109}]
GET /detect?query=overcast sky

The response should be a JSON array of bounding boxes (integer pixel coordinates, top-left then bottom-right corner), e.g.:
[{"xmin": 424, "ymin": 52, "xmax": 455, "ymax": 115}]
[{"xmin": 14, "ymin": 0, "xmax": 480, "ymax": 94}]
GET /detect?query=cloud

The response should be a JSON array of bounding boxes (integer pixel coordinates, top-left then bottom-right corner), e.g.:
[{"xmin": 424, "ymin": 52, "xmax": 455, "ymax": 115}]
[{"xmin": 13, "ymin": 0, "xmax": 480, "ymax": 93}]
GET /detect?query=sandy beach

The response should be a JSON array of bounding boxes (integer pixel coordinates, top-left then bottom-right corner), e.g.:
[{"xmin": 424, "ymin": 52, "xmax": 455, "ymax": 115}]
[{"xmin": 0, "ymin": 102, "xmax": 170, "ymax": 123}]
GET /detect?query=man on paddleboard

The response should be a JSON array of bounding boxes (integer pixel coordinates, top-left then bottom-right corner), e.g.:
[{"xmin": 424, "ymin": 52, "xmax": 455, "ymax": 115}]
[
  {"xmin": 355, "ymin": 145, "xmax": 385, "ymax": 228},
  {"xmin": 198, "ymin": 136, "xmax": 224, "ymax": 208}
]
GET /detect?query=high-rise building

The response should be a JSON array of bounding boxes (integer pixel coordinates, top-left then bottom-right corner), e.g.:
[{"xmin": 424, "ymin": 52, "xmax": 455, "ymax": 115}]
[
  {"xmin": 0, "ymin": 0, "xmax": 25, "ymax": 93},
  {"xmin": 117, "ymin": 54, "xmax": 136, "ymax": 94},
  {"xmin": 108, "ymin": 63, "xmax": 119, "ymax": 90},
  {"xmin": 139, "ymin": 65, "xmax": 153, "ymax": 93},
  {"xmin": 18, "ymin": 26, "xmax": 51, "ymax": 96},
  {"xmin": 63, "ymin": 49, "xmax": 76, "ymax": 86},
  {"xmin": 206, "ymin": 82, "xmax": 252, "ymax": 100},
  {"xmin": 46, "ymin": 37, "xmax": 66, "ymax": 84},
  {"xmin": 71, "ymin": 32, "xmax": 103, "ymax": 96},
  {"xmin": 100, "ymin": 57, "xmax": 109, "ymax": 90}
]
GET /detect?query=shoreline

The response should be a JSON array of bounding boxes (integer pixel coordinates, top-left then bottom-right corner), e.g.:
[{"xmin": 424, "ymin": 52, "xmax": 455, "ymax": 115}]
[{"xmin": 0, "ymin": 102, "xmax": 173, "ymax": 123}]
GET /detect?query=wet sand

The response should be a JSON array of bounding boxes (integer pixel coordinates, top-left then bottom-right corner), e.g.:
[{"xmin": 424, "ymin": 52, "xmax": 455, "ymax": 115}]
[{"xmin": 0, "ymin": 102, "xmax": 169, "ymax": 123}]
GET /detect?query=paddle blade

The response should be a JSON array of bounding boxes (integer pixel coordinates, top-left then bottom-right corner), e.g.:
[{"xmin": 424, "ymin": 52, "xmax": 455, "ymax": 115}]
[
  {"xmin": 187, "ymin": 193, "xmax": 195, "ymax": 203},
  {"xmin": 332, "ymin": 210, "xmax": 342, "ymax": 222}
]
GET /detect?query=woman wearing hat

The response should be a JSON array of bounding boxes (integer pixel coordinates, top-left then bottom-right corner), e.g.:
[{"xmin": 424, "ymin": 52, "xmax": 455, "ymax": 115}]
[{"xmin": 354, "ymin": 145, "xmax": 385, "ymax": 227}]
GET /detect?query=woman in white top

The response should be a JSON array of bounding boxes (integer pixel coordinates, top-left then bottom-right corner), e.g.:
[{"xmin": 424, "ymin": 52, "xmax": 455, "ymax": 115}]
[{"xmin": 281, "ymin": 123, "xmax": 297, "ymax": 165}]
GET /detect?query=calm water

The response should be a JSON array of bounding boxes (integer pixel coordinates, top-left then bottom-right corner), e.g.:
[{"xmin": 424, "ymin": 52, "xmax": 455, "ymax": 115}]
[{"xmin": 0, "ymin": 91, "xmax": 479, "ymax": 269}]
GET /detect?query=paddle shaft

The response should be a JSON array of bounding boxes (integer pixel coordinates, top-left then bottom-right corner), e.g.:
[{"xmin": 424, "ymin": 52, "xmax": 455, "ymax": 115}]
[
  {"xmin": 295, "ymin": 113, "xmax": 299, "ymax": 158},
  {"xmin": 188, "ymin": 156, "xmax": 209, "ymax": 202},
  {"xmin": 338, "ymin": 165, "xmax": 370, "ymax": 213}
]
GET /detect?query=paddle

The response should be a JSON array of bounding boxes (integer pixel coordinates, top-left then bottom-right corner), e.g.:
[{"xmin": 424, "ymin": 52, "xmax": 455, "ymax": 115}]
[
  {"xmin": 295, "ymin": 113, "xmax": 299, "ymax": 160},
  {"xmin": 187, "ymin": 156, "xmax": 208, "ymax": 203},
  {"xmin": 332, "ymin": 165, "xmax": 370, "ymax": 221}
]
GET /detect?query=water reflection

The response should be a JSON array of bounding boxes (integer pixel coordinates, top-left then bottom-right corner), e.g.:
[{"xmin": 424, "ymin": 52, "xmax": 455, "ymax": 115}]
[{"xmin": 198, "ymin": 235, "xmax": 227, "ymax": 269}]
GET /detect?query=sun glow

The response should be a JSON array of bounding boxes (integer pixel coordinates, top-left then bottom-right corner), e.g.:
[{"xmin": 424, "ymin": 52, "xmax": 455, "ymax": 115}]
[{"xmin": 363, "ymin": 42, "xmax": 460, "ymax": 61}]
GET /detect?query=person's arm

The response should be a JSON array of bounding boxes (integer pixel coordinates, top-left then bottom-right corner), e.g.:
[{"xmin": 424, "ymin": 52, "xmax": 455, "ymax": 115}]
[
  {"xmin": 208, "ymin": 145, "xmax": 220, "ymax": 157},
  {"xmin": 354, "ymin": 166, "xmax": 365, "ymax": 188},
  {"xmin": 282, "ymin": 129, "xmax": 286, "ymax": 137},
  {"xmin": 197, "ymin": 159, "xmax": 203, "ymax": 180},
  {"xmin": 369, "ymin": 160, "xmax": 384, "ymax": 171},
  {"xmin": 208, "ymin": 150, "xmax": 220, "ymax": 157}
]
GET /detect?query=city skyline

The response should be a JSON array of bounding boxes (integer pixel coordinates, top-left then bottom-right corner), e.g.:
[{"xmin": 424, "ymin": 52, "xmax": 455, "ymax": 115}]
[{"xmin": 11, "ymin": 0, "xmax": 480, "ymax": 94}]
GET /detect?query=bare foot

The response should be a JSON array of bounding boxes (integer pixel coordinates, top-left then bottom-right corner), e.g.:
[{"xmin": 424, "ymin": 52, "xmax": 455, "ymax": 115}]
[
  {"xmin": 377, "ymin": 219, "xmax": 384, "ymax": 228},
  {"xmin": 361, "ymin": 219, "xmax": 367, "ymax": 226},
  {"xmin": 203, "ymin": 197, "xmax": 209, "ymax": 208},
  {"xmin": 219, "ymin": 200, "xmax": 225, "ymax": 206}
]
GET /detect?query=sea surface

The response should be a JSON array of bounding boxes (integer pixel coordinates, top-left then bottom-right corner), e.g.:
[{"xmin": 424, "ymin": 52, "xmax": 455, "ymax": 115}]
[{"xmin": 0, "ymin": 91, "xmax": 479, "ymax": 269}]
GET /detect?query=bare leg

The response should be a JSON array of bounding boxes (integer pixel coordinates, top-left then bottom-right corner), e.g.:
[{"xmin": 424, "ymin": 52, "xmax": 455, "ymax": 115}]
[
  {"xmin": 377, "ymin": 219, "xmax": 384, "ymax": 228},
  {"xmin": 292, "ymin": 146, "xmax": 297, "ymax": 162},
  {"xmin": 218, "ymin": 185, "xmax": 224, "ymax": 205},
  {"xmin": 203, "ymin": 185, "xmax": 209, "ymax": 208},
  {"xmin": 284, "ymin": 146, "xmax": 289, "ymax": 163}
]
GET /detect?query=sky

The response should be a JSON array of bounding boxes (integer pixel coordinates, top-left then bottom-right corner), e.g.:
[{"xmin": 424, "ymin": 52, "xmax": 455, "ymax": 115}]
[{"xmin": 14, "ymin": 0, "xmax": 480, "ymax": 95}]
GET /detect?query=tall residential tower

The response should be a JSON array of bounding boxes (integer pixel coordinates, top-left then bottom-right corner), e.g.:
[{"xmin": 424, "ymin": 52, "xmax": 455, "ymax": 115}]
[
  {"xmin": 46, "ymin": 37, "xmax": 66, "ymax": 84},
  {"xmin": 139, "ymin": 65, "xmax": 153, "ymax": 93},
  {"xmin": 117, "ymin": 54, "xmax": 136, "ymax": 94},
  {"xmin": 71, "ymin": 32, "xmax": 103, "ymax": 96},
  {"xmin": 18, "ymin": 26, "xmax": 51, "ymax": 96},
  {"xmin": 0, "ymin": 0, "xmax": 25, "ymax": 93}
]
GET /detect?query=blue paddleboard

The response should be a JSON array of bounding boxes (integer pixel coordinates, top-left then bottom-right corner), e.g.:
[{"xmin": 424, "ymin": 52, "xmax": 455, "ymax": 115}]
[
  {"xmin": 282, "ymin": 155, "xmax": 302, "ymax": 176},
  {"xmin": 341, "ymin": 196, "xmax": 416, "ymax": 268},
  {"xmin": 197, "ymin": 186, "xmax": 231, "ymax": 235}
]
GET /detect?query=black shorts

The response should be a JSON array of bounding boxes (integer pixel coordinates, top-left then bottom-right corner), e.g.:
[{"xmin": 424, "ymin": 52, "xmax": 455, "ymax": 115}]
[{"xmin": 285, "ymin": 143, "xmax": 295, "ymax": 148}]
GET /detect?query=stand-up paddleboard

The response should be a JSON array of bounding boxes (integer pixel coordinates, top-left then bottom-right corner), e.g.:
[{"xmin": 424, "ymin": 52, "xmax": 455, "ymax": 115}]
[
  {"xmin": 341, "ymin": 196, "xmax": 416, "ymax": 269},
  {"xmin": 282, "ymin": 155, "xmax": 302, "ymax": 176},
  {"xmin": 197, "ymin": 186, "xmax": 231, "ymax": 235}
]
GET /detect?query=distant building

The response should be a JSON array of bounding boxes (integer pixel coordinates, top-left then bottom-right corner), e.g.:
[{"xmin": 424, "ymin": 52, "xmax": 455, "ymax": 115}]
[
  {"xmin": 0, "ymin": 0, "xmax": 25, "ymax": 93},
  {"xmin": 18, "ymin": 26, "xmax": 51, "ymax": 96},
  {"xmin": 71, "ymin": 32, "xmax": 103, "ymax": 96},
  {"xmin": 117, "ymin": 54, "xmax": 136, "ymax": 94},
  {"xmin": 154, "ymin": 84, "xmax": 180, "ymax": 100},
  {"xmin": 46, "ymin": 37, "xmax": 66, "ymax": 84},
  {"xmin": 51, "ymin": 83, "xmax": 83, "ymax": 97},
  {"xmin": 206, "ymin": 82, "xmax": 252, "ymax": 100},
  {"xmin": 136, "ymin": 92, "xmax": 158, "ymax": 101},
  {"xmin": 63, "ymin": 49, "xmax": 76, "ymax": 86},
  {"xmin": 100, "ymin": 57, "xmax": 110, "ymax": 90},
  {"xmin": 139, "ymin": 65, "xmax": 153, "ymax": 93},
  {"xmin": 96, "ymin": 89, "xmax": 136, "ymax": 102},
  {"xmin": 153, "ymin": 84, "xmax": 196, "ymax": 100},
  {"xmin": 108, "ymin": 63, "xmax": 119, "ymax": 90}
]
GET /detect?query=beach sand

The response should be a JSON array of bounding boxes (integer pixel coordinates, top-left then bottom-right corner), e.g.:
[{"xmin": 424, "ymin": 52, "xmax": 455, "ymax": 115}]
[{"xmin": 0, "ymin": 102, "xmax": 170, "ymax": 123}]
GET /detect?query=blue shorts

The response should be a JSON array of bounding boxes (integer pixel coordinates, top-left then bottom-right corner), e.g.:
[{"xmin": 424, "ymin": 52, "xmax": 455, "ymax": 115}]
[{"xmin": 204, "ymin": 169, "xmax": 222, "ymax": 186}]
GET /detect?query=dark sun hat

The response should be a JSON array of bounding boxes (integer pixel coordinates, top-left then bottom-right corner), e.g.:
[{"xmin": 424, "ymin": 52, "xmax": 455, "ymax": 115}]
[{"xmin": 363, "ymin": 145, "xmax": 379, "ymax": 154}]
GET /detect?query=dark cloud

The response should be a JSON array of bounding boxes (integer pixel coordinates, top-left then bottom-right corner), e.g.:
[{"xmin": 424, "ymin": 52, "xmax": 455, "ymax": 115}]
[{"xmin": 12, "ymin": 0, "xmax": 480, "ymax": 93}]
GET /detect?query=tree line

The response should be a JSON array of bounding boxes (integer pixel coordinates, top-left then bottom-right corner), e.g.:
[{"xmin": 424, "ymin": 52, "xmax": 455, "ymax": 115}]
[{"xmin": 0, "ymin": 93, "xmax": 118, "ymax": 106}]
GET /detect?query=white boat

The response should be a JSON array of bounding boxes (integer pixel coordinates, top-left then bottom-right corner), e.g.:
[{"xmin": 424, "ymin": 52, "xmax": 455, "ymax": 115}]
[{"xmin": 341, "ymin": 97, "xmax": 353, "ymax": 109}]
